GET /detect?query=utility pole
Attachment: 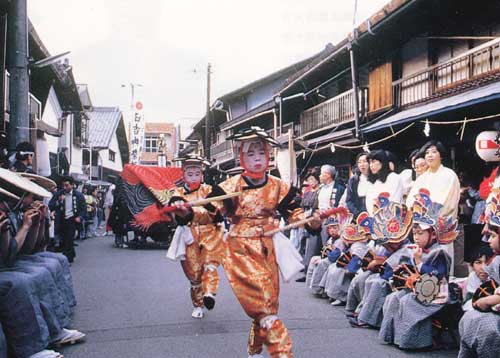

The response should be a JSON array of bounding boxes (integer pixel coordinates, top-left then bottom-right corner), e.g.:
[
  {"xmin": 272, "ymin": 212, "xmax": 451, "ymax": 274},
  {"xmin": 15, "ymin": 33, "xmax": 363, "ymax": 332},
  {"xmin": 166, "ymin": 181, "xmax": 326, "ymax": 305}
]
[
  {"xmin": 7, "ymin": 0, "xmax": 29, "ymax": 149},
  {"xmin": 205, "ymin": 63, "xmax": 211, "ymax": 160},
  {"xmin": 350, "ymin": 0, "xmax": 361, "ymax": 139}
]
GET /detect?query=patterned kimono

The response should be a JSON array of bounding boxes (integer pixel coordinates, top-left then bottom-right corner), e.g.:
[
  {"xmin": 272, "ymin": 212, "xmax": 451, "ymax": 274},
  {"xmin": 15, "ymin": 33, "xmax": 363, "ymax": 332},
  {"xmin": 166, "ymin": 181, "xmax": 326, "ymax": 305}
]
[
  {"xmin": 324, "ymin": 241, "xmax": 369, "ymax": 302},
  {"xmin": 0, "ymin": 323, "xmax": 6, "ymax": 358},
  {"xmin": 356, "ymin": 244, "xmax": 412, "ymax": 328},
  {"xmin": 458, "ymin": 255, "xmax": 500, "ymax": 358},
  {"xmin": 171, "ymin": 183, "xmax": 224, "ymax": 308},
  {"xmin": 346, "ymin": 244, "xmax": 386, "ymax": 314},
  {"xmin": 380, "ymin": 244, "xmax": 451, "ymax": 348},
  {"xmin": 219, "ymin": 174, "xmax": 300, "ymax": 358},
  {"xmin": 306, "ymin": 236, "xmax": 342, "ymax": 295}
]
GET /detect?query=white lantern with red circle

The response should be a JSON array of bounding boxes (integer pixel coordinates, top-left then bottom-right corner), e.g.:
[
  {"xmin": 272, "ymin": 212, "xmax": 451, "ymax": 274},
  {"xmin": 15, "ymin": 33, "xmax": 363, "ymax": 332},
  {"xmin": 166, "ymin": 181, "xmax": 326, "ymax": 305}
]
[{"xmin": 476, "ymin": 131, "xmax": 500, "ymax": 162}]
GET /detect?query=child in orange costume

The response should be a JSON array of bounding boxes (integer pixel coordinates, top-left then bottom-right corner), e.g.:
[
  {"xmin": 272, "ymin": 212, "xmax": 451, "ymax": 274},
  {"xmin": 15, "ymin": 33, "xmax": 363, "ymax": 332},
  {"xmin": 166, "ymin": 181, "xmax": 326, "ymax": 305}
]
[
  {"xmin": 169, "ymin": 155, "xmax": 225, "ymax": 319},
  {"xmin": 218, "ymin": 127, "xmax": 303, "ymax": 358}
]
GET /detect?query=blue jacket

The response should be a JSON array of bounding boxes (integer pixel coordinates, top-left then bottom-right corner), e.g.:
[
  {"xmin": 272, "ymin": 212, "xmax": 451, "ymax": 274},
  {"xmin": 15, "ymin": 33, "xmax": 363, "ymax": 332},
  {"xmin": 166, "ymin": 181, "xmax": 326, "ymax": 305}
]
[{"xmin": 345, "ymin": 174, "xmax": 367, "ymax": 218}]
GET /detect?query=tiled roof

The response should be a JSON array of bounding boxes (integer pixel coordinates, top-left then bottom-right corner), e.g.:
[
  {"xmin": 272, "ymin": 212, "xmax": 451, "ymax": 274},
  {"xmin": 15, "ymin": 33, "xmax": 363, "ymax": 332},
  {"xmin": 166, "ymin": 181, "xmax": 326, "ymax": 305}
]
[{"xmin": 87, "ymin": 107, "xmax": 122, "ymax": 148}]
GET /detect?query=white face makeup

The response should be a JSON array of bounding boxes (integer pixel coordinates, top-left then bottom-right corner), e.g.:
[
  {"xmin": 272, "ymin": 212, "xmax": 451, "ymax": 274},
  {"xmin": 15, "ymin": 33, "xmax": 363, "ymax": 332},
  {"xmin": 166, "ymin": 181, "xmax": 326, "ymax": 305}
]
[
  {"xmin": 241, "ymin": 141, "xmax": 268, "ymax": 173},
  {"xmin": 183, "ymin": 165, "xmax": 203, "ymax": 186}
]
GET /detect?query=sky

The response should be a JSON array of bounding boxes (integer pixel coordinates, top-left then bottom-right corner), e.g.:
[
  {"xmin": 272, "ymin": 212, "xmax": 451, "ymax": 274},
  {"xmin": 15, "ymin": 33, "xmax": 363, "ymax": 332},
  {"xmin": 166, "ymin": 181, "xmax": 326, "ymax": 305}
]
[{"xmin": 28, "ymin": 0, "xmax": 389, "ymax": 138}]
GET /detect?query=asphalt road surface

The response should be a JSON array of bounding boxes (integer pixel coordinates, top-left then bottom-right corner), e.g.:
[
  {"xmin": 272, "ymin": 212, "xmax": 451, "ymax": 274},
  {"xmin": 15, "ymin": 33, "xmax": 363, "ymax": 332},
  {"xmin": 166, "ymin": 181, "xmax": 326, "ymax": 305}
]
[{"xmin": 59, "ymin": 237, "xmax": 458, "ymax": 358}]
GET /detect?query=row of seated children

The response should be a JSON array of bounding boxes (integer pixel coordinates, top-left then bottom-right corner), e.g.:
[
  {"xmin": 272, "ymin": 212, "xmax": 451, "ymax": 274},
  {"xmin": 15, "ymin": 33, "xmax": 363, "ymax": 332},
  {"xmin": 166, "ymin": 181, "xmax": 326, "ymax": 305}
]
[{"xmin": 305, "ymin": 189, "xmax": 500, "ymax": 358}]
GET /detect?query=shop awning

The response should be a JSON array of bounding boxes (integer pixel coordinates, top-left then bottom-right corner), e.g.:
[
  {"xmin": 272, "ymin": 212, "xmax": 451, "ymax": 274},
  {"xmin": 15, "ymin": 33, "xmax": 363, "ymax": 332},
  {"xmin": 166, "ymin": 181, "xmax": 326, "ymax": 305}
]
[
  {"xmin": 306, "ymin": 128, "xmax": 357, "ymax": 146},
  {"xmin": 362, "ymin": 81, "xmax": 500, "ymax": 133}
]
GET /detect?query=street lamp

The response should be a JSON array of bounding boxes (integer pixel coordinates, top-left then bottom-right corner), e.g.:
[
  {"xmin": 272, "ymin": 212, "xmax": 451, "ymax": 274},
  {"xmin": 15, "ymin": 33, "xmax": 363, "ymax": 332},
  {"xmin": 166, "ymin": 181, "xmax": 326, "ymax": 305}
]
[{"xmin": 121, "ymin": 83, "xmax": 143, "ymax": 110}]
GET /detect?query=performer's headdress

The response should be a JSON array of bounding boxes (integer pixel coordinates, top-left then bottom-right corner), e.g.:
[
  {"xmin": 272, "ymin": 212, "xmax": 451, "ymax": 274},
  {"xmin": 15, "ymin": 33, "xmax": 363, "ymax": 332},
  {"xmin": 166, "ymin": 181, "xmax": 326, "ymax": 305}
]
[
  {"xmin": 325, "ymin": 216, "xmax": 339, "ymax": 227},
  {"xmin": 173, "ymin": 154, "xmax": 210, "ymax": 168},
  {"xmin": 325, "ymin": 207, "xmax": 352, "ymax": 230},
  {"xmin": 341, "ymin": 211, "xmax": 371, "ymax": 243},
  {"xmin": 411, "ymin": 188, "xmax": 459, "ymax": 244},
  {"xmin": 368, "ymin": 195, "xmax": 413, "ymax": 245},
  {"xmin": 227, "ymin": 126, "xmax": 279, "ymax": 179},
  {"xmin": 227, "ymin": 126, "xmax": 280, "ymax": 147}
]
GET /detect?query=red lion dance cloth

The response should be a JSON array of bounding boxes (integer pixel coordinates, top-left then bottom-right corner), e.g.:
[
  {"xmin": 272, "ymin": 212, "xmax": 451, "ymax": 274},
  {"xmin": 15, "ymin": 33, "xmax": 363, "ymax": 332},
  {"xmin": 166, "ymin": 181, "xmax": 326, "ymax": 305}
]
[{"xmin": 120, "ymin": 164, "xmax": 183, "ymax": 230}]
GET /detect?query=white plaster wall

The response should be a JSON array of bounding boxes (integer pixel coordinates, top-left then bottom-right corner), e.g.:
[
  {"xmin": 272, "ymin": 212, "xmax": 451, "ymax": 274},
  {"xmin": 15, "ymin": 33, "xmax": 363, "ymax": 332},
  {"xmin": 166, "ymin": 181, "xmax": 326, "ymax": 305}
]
[
  {"xmin": 41, "ymin": 87, "xmax": 62, "ymax": 155},
  {"xmin": 99, "ymin": 134, "xmax": 123, "ymax": 172}
]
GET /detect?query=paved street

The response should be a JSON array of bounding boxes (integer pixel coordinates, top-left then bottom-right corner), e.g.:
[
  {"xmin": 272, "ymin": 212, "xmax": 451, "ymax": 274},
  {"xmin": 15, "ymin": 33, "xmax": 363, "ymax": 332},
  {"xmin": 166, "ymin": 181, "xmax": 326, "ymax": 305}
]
[{"xmin": 60, "ymin": 237, "xmax": 458, "ymax": 358}]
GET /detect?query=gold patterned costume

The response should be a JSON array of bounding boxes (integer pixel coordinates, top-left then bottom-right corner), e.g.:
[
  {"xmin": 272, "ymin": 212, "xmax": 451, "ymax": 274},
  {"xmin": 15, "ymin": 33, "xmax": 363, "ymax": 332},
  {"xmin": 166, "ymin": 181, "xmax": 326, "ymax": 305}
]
[
  {"xmin": 171, "ymin": 183, "xmax": 224, "ymax": 310},
  {"xmin": 219, "ymin": 173, "xmax": 301, "ymax": 358}
]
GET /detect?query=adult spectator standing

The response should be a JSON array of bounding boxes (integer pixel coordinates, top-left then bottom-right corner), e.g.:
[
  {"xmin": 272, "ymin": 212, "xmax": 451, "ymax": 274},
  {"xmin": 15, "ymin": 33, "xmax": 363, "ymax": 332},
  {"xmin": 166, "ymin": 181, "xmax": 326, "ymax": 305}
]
[
  {"xmin": 104, "ymin": 184, "xmax": 115, "ymax": 236},
  {"xmin": 399, "ymin": 149, "xmax": 419, "ymax": 197},
  {"xmin": 317, "ymin": 165, "xmax": 345, "ymax": 242},
  {"xmin": 365, "ymin": 150, "xmax": 404, "ymax": 215},
  {"xmin": 9, "ymin": 141, "xmax": 35, "ymax": 173},
  {"xmin": 407, "ymin": 140, "xmax": 460, "ymax": 218},
  {"xmin": 406, "ymin": 140, "xmax": 461, "ymax": 275},
  {"xmin": 96, "ymin": 191, "xmax": 105, "ymax": 230},
  {"xmin": 84, "ymin": 187, "xmax": 98, "ymax": 238},
  {"xmin": 300, "ymin": 165, "xmax": 345, "ymax": 281},
  {"xmin": 296, "ymin": 168, "xmax": 321, "ymax": 282},
  {"xmin": 345, "ymin": 152, "xmax": 369, "ymax": 218},
  {"xmin": 400, "ymin": 150, "xmax": 428, "ymax": 199},
  {"xmin": 49, "ymin": 176, "xmax": 86, "ymax": 263}
]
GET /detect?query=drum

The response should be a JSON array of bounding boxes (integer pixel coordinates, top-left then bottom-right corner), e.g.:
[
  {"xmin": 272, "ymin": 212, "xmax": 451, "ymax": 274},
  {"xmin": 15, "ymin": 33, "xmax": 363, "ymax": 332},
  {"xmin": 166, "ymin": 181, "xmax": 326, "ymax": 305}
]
[
  {"xmin": 472, "ymin": 279, "xmax": 500, "ymax": 313},
  {"xmin": 336, "ymin": 252, "xmax": 352, "ymax": 268},
  {"xmin": 391, "ymin": 264, "xmax": 419, "ymax": 291},
  {"xmin": 414, "ymin": 274, "xmax": 440, "ymax": 304}
]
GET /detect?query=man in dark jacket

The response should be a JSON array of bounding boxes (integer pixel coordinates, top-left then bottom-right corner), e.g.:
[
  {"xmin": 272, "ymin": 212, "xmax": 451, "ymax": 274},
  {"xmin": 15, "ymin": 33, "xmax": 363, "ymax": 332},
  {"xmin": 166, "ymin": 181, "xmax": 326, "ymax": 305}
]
[{"xmin": 49, "ymin": 176, "xmax": 86, "ymax": 263}]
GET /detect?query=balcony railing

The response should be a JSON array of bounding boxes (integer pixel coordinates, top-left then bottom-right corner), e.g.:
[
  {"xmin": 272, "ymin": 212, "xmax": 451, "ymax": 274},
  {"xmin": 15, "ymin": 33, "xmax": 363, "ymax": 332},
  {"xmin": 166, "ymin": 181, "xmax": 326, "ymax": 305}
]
[
  {"xmin": 210, "ymin": 140, "xmax": 233, "ymax": 165},
  {"xmin": 393, "ymin": 40, "xmax": 500, "ymax": 108},
  {"xmin": 299, "ymin": 88, "xmax": 367, "ymax": 136}
]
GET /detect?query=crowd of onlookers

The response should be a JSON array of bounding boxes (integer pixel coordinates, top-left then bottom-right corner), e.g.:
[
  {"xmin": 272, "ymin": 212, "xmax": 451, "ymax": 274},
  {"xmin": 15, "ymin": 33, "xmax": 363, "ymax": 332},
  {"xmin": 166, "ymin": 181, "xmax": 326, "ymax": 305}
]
[
  {"xmin": 290, "ymin": 139, "xmax": 500, "ymax": 356},
  {"xmin": 0, "ymin": 141, "xmax": 115, "ymax": 357}
]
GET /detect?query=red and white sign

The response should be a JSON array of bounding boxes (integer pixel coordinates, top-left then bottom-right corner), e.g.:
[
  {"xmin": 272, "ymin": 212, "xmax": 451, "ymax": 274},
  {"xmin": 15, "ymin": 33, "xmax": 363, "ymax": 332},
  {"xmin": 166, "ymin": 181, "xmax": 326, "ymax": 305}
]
[{"xmin": 135, "ymin": 101, "xmax": 143, "ymax": 111}]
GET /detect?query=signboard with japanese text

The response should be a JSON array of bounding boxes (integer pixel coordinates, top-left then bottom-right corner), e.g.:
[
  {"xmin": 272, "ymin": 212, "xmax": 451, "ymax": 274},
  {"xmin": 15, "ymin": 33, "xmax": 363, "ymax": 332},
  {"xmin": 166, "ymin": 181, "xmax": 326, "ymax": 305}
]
[{"xmin": 129, "ymin": 102, "xmax": 144, "ymax": 164}]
